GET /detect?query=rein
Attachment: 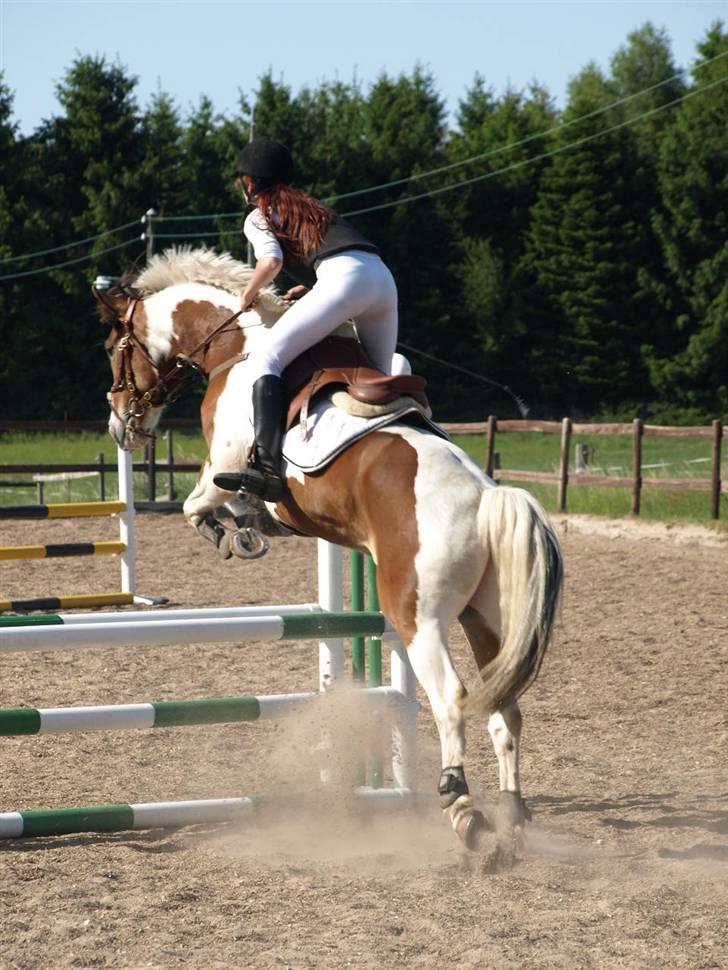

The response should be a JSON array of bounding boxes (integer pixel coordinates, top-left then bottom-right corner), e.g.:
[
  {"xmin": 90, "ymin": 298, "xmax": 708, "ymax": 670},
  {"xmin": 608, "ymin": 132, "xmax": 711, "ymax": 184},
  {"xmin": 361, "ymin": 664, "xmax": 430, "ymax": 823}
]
[{"xmin": 108, "ymin": 297, "xmax": 248, "ymax": 442}]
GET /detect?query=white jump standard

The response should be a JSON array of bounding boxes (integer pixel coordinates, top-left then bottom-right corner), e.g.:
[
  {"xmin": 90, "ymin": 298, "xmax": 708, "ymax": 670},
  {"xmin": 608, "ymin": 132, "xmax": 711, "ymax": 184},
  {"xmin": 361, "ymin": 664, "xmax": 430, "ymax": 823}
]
[
  {"xmin": 0, "ymin": 541, "xmax": 419, "ymax": 839},
  {"xmin": 0, "ymin": 448, "xmax": 162, "ymax": 611}
]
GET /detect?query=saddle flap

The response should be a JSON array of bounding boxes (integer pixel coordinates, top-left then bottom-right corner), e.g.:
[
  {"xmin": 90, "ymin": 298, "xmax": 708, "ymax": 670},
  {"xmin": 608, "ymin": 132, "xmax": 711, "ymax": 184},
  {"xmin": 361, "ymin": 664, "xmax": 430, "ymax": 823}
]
[{"xmin": 283, "ymin": 336, "xmax": 428, "ymax": 432}]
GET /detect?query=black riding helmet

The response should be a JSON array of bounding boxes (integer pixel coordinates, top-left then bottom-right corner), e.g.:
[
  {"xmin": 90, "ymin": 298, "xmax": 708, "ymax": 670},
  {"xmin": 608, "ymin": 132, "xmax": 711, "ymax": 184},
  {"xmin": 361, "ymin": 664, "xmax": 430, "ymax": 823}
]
[{"xmin": 235, "ymin": 138, "xmax": 295, "ymax": 185}]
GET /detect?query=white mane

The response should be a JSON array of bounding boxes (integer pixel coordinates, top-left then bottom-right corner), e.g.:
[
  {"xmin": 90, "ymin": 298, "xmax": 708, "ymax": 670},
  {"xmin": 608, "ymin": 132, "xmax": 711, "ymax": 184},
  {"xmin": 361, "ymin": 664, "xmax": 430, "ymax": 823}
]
[{"xmin": 134, "ymin": 246, "xmax": 288, "ymax": 316}]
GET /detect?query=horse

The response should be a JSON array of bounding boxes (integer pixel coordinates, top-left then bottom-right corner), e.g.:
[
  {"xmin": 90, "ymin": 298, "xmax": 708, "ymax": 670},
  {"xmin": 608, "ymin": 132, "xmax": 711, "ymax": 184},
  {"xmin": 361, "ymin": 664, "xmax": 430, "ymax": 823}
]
[{"xmin": 95, "ymin": 246, "xmax": 563, "ymax": 868}]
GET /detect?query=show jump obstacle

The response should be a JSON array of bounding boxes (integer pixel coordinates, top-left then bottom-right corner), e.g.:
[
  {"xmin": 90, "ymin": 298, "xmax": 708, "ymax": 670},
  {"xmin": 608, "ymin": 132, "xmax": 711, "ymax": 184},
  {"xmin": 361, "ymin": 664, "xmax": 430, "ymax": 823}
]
[
  {"xmin": 0, "ymin": 540, "xmax": 419, "ymax": 839},
  {"xmin": 0, "ymin": 449, "xmax": 162, "ymax": 612}
]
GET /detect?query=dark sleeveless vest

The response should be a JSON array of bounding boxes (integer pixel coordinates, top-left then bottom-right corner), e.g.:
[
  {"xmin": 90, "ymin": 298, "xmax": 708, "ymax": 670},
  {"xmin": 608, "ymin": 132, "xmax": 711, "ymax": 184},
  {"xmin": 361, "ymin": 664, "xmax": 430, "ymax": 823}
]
[{"xmin": 278, "ymin": 208, "xmax": 380, "ymax": 288}]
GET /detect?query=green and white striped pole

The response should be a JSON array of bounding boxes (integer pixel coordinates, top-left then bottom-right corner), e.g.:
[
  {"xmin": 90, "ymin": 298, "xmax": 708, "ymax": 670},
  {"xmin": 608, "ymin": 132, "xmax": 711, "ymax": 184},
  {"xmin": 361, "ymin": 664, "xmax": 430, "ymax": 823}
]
[
  {"xmin": 0, "ymin": 602, "xmax": 321, "ymax": 628},
  {"xmin": 0, "ymin": 798, "xmax": 256, "ymax": 839},
  {"xmin": 0, "ymin": 687, "xmax": 409, "ymax": 736},
  {"xmin": 0, "ymin": 786, "xmax": 413, "ymax": 840},
  {"xmin": 0, "ymin": 611, "xmax": 389, "ymax": 653},
  {"xmin": 367, "ymin": 557, "xmax": 384, "ymax": 789}
]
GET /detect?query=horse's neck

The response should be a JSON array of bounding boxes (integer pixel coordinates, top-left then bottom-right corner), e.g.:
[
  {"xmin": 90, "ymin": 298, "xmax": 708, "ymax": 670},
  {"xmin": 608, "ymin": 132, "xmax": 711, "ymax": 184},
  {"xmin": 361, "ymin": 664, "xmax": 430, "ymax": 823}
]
[{"xmin": 147, "ymin": 283, "xmax": 253, "ymax": 374}]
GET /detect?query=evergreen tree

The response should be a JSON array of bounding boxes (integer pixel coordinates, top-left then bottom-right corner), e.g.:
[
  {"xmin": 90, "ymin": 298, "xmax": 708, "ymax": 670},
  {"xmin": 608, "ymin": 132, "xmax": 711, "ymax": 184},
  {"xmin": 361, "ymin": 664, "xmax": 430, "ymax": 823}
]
[
  {"xmin": 520, "ymin": 64, "xmax": 652, "ymax": 414},
  {"xmin": 359, "ymin": 69, "xmax": 472, "ymax": 416},
  {"xmin": 8, "ymin": 57, "xmax": 147, "ymax": 417},
  {"xmin": 608, "ymin": 23, "xmax": 685, "ymax": 407},
  {"xmin": 176, "ymin": 96, "xmax": 243, "ymax": 258},
  {"xmin": 648, "ymin": 21, "xmax": 728, "ymax": 416},
  {"xmin": 140, "ymin": 91, "xmax": 186, "ymax": 217},
  {"xmin": 0, "ymin": 76, "xmax": 23, "ymax": 413},
  {"xmin": 52, "ymin": 55, "xmax": 147, "ymax": 271},
  {"xmin": 450, "ymin": 80, "xmax": 558, "ymax": 413}
]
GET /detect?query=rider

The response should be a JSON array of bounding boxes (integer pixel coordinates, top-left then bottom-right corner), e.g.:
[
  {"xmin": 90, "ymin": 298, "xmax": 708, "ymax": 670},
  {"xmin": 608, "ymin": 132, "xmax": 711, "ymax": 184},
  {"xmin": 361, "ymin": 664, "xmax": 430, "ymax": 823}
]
[{"xmin": 218, "ymin": 137, "xmax": 399, "ymax": 503}]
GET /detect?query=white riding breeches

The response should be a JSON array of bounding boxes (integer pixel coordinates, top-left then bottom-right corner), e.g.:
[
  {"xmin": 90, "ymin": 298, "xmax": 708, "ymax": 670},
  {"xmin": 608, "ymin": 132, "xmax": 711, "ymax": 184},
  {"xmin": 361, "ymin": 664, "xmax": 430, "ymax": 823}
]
[{"xmin": 249, "ymin": 250, "xmax": 399, "ymax": 382}]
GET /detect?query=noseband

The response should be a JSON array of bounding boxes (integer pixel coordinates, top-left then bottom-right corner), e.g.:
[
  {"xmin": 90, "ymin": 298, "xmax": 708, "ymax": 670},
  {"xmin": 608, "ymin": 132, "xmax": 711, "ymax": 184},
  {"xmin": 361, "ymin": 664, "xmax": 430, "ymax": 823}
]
[{"xmin": 108, "ymin": 297, "xmax": 245, "ymax": 443}]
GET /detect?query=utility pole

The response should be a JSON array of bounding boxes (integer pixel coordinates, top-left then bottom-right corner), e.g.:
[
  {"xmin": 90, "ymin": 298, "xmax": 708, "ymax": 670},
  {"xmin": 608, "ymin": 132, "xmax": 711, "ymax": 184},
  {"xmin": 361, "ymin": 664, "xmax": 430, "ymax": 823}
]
[
  {"xmin": 143, "ymin": 208, "xmax": 157, "ymax": 264},
  {"xmin": 246, "ymin": 106, "xmax": 256, "ymax": 267}
]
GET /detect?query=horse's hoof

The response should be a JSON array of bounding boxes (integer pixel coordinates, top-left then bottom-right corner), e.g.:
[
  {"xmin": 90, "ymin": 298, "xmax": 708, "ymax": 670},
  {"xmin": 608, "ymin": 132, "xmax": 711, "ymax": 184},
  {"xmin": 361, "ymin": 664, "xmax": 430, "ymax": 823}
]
[
  {"xmin": 454, "ymin": 807, "xmax": 490, "ymax": 851},
  {"xmin": 230, "ymin": 528, "xmax": 269, "ymax": 560},
  {"xmin": 217, "ymin": 531, "xmax": 233, "ymax": 560},
  {"xmin": 498, "ymin": 790, "xmax": 531, "ymax": 827},
  {"xmin": 483, "ymin": 841, "xmax": 518, "ymax": 874}
]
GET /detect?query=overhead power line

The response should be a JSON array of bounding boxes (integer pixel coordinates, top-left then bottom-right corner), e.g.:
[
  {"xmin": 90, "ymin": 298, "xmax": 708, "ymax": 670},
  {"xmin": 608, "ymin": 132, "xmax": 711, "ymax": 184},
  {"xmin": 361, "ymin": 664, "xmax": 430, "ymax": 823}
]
[
  {"xmin": 340, "ymin": 72, "xmax": 728, "ymax": 218},
  {"xmin": 139, "ymin": 46, "xmax": 728, "ymax": 218},
  {"xmin": 117, "ymin": 46, "xmax": 728, "ymax": 223},
  {"xmin": 398, "ymin": 341, "xmax": 530, "ymax": 417},
  {"xmin": 328, "ymin": 47, "xmax": 728, "ymax": 204},
  {"xmin": 0, "ymin": 238, "xmax": 141, "ymax": 282},
  {"xmin": 2, "ymin": 56, "xmax": 726, "ymax": 281},
  {"xmin": 0, "ymin": 220, "xmax": 141, "ymax": 266}
]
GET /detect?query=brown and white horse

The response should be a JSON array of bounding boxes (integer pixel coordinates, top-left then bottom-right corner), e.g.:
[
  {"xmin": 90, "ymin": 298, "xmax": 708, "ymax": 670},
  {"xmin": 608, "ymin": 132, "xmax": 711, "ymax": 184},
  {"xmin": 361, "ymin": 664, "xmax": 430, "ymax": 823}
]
[{"xmin": 96, "ymin": 247, "xmax": 563, "ymax": 867}]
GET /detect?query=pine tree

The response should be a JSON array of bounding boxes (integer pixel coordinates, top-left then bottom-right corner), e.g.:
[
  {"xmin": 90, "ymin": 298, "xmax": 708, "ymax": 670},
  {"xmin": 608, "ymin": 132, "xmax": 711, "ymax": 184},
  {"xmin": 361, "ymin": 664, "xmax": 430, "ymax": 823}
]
[
  {"xmin": 520, "ymin": 64, "xmax": 652, "ymax": 414},
  {"xmin": 449, "ymin": 80, "xmax": 558, "ymax": 413},
  {"xmin": 608, "ymin": 23, "xmax": 685, "ymax": 412},
  {"xmin": 0, "ymin": 76, "xmax": 23, "ymax": 414},
  {"xmin": 648, "ymin": 22, "xmax": 728, "ymax": 416},
  {"xmin": 141, "ymin": 92, "xmax": 186, "ymax": 218}
]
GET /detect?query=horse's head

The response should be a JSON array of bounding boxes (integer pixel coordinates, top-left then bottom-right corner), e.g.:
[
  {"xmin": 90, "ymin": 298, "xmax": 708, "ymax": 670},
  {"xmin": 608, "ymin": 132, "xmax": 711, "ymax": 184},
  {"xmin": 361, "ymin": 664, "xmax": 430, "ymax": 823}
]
[
  {"xmin": 94, "ymin": 284, "xmax": 170, "ymax": 450},
  {"xmin": 94, "ymin": 247, "xmax": 292, "ymax": 450}
]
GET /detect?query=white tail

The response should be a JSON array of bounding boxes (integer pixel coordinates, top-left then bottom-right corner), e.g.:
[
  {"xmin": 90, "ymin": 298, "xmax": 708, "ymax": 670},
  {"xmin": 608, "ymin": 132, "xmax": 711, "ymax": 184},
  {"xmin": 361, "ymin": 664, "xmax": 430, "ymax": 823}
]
[{"xmin": 465, "ymin": 486, "xmax": 563, "ymax": 717}]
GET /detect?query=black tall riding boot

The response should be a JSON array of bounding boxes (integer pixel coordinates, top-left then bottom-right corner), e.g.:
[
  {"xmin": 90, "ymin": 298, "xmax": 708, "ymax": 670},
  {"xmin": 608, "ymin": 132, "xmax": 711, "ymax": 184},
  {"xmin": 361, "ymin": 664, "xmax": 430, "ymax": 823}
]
[{"xmin": 214, "ymin": 375, "xmax": 286, "ymax": 502}]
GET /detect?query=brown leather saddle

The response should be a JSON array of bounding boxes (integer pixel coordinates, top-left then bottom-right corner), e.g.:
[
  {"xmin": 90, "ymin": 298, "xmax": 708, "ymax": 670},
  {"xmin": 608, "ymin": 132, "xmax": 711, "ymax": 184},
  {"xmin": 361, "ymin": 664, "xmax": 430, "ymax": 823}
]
[{"xmin": 283, "ymin": 335, "xmax": 428, "ymax": 433}]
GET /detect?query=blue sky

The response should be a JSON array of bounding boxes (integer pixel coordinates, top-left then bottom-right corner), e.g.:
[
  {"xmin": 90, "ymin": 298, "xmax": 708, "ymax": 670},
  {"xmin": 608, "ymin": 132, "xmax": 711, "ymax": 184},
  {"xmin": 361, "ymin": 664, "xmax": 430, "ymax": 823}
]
[{"xmin": 1, "ymin": 1, "xmax": 724, "ymax": 134}]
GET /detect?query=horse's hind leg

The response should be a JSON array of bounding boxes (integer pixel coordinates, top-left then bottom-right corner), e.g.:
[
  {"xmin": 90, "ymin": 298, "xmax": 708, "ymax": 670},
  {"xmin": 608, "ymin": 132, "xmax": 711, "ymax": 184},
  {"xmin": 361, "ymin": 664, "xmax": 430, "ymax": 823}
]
[
  {"xmin": 459, "ymin": 603, "xmax": 531, "ymax": 867},
  {"xmin": 404, "ymin": 618, "xmax": 489, "ymax": 850}
]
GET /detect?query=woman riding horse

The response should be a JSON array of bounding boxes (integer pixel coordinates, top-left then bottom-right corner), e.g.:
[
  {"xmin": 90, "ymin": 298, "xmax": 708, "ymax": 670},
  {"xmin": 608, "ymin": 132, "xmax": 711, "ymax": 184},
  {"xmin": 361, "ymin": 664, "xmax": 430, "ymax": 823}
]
[{"xmin": 220, "ymin": 138, "xmax": 399, "ymax": 502}]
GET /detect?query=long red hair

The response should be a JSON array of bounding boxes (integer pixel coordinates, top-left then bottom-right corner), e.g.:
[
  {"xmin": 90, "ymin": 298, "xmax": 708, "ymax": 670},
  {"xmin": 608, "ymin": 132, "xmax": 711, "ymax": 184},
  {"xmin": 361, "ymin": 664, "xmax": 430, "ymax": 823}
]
[{"xmin": 253, "ymin": 184, "xmax": 331, "ymax": 262}]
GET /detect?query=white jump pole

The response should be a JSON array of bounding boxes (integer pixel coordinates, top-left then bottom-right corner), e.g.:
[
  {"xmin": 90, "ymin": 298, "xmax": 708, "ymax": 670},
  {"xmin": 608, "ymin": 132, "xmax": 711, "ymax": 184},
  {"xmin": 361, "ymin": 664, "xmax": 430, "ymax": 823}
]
[
  {"xmin": 117, "ymin": 446, "xmax": 135, "ymax": 595},
  {"xmin": 390, "ymin": 638, "xmax": 418, "ymax": 791},
  {"xmin": 317, "ymin": 540, "xmax": 345, "ymax": 691}
]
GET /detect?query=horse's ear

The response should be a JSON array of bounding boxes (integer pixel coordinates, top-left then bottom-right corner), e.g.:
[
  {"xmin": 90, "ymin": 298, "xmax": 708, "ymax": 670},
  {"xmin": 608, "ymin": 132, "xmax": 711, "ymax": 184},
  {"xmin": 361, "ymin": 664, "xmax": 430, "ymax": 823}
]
[{"xmin": 93, "ymin": 287, "xmax": 128, "ymax": 329}]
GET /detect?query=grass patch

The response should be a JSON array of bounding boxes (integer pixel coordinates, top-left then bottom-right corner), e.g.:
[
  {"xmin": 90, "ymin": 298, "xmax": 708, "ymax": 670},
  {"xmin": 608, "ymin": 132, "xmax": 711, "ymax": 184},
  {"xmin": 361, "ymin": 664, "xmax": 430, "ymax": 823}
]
[
  {"xmin": 1, "ymin": 428, "xmax": 724, "ymax": 525},
  {"xmin": 451, "ymin": 431, "xmax": 724, "ymax": 524},
  {"xmin": 0, "ymin": 430, "xmax": 207, "ymax": 505}
]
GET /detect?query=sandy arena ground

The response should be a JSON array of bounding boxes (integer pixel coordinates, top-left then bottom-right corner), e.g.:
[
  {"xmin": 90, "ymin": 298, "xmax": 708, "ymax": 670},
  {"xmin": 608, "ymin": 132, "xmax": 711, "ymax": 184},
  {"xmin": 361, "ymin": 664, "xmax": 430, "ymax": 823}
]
[{"xmin": 0, "ymin": 510, "xmax": 726, "ymax": 970}]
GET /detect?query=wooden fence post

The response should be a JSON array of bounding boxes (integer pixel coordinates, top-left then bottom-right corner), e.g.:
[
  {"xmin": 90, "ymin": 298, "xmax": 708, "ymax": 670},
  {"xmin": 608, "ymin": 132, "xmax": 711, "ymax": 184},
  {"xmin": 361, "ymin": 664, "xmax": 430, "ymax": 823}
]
[
  {"xmin": 631, "ymin": 418, "xmax": 643, "ymax": 516},
  {"xmin": 485, "ymin": 415, "xmax": 497, "ymax": 478},
  {"xmin": 97, "ymin": 452, "xmax": 106, "ymax": 501},
  {"xmin": 558, "ymin": 418, "xmax": 572, "ymax": 512},
  {"xmin": 165, "ymin": 430, "xmax": 175, "ymax": 502},
  {"xmin": 146, "ymin": 439, "xmax": 156, "ymax": 502},
  {"xmin": 711, "ymin": 418, "xmax": 722, "ymax": 520}
]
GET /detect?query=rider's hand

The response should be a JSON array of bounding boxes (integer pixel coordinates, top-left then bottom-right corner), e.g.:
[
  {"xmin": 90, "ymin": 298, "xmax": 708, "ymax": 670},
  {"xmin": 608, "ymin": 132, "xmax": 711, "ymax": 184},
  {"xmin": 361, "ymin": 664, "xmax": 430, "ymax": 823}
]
[
  {"xmin": 241, "ymin": 289, "xmax": 259, "ymax": 311},
  {"xmin": 282, "ymin": 285, "xmax": 308, "ymax": 303}
]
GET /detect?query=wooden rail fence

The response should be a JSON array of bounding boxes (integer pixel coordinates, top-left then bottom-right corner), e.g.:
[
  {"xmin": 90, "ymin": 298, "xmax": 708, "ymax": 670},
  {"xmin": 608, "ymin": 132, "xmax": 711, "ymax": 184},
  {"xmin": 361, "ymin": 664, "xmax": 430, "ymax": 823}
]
[
  {"xmin": 443, "ymin": 416, "xmax": 725, "ymax": 520},
  {"xmin": 1, "ymin": 417, "xmax": 725, "ymax": 519}
]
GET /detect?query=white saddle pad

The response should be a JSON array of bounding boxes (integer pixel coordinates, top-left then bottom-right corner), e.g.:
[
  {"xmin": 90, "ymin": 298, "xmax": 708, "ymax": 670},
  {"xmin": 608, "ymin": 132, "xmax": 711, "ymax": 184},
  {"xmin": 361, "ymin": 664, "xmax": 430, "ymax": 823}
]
[{"xmin": 282, "ymin": 395, "xmax": 449, "ymax": 473}]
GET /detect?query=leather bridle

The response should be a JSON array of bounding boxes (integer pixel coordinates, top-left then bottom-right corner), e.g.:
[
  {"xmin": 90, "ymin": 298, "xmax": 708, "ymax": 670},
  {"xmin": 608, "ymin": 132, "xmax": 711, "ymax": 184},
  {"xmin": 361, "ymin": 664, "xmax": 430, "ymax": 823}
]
[{"xmin": 107, "ymin": 295, "xmax": 246, "ymax": 443}]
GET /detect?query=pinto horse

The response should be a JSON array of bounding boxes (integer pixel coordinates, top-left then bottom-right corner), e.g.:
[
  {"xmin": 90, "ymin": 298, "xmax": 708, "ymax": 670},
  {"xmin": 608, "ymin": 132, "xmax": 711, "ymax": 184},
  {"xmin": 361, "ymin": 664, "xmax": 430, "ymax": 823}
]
[{"xmin": 95, "ymin": 247, "xmax": 563, "ymax": 867}]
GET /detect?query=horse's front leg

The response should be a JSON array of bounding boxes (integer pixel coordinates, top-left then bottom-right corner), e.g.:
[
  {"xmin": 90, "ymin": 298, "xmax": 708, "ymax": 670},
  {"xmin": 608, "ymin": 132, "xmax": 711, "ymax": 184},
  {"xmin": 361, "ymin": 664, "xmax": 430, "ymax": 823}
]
[
  {"xmin": 183, "ymin": 461, "xmax": 269, "ymax": 561},
  {"xmin": 183, "ymin": 463, "xmax": 236, "ymax": 559}
]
